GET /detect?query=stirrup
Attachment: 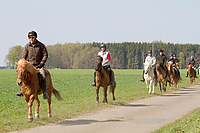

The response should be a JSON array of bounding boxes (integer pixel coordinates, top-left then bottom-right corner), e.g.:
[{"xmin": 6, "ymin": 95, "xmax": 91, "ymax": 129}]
[
  {"xmin": 140, "ymin": 79, "xmax": 145, "ymax": 82},
  {"xmin": 91, "ymin": 82, "xmax": 96, "ymax": 87},
  {"xmin": 110, "ymin": 81, "xmax": 114, "ymax": 86},
  {"xmin": 16, "ymin": 92, "xmax": 23, "ymax": 97},
  {"xmin": 43, "ymin": 93, "xmax": 49, "ymax": 99}
]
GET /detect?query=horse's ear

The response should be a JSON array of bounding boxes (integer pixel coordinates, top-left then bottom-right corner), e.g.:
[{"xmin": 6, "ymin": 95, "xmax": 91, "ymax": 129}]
[{"xmin": 15, "ymin": 62, "xmax": 18, "ymax": 67}]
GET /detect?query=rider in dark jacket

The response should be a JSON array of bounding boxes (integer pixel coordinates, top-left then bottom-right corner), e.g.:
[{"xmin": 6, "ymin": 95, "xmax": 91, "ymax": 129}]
[
  {"xmin": 156, "ymin": 50, "xmax": 172, "ymax": 83},
  {"xmin": 186, "ymin": 56, "xmax": 197, "ymax": 77}
]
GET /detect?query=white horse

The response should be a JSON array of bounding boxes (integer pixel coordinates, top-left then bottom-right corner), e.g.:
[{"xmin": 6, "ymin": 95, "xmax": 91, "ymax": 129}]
[{"xmin": 144, "ymin": 62, "xmax": 156, "ymax": 94}]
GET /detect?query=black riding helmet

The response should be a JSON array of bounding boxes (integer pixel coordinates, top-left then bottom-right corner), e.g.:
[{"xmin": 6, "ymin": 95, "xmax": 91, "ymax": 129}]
[
  {"xmin": 170, "ymin": 54, "xmax": 173, "ymax": 56},
  {"xmin": 174, "ymin": 54, "xmax": 176, "ymax": 57},
  {"xmin": 148, "ymin": 50, "xmax": 152, "ymax": 53},
  {"xmin": 160, "ymin": 50, "xmax": 164, "ymax": 52},
  {"xmin": 28, "ymin": 31, "xmax": 37, "ymax": 38}
]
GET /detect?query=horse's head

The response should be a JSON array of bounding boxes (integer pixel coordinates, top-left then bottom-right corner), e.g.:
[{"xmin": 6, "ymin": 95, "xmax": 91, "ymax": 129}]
[
  {"xmin": 188, "ymin": 64, "xmax": 193, "ymax": 69},
  {"xmin": 15, "ymin": 61, "xmax": 27, "ymax": 86},
  {"xmin": 168, "ymin": 61, "xmax": 173, "ymax": 70},
  {"xmin": 95, "ymin": 56, "xmax": 103, "ymax": 72},
  {"xmin": 144, "ymin": 62, "xmax": 151, "ymax": 74}
]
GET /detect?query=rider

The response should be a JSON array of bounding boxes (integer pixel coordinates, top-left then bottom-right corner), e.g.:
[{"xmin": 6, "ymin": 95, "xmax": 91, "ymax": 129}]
[
  {"xmin": 140, "ymin": 50, "xmax": 157, "ymax": 84},
  {"xmin": 168, "ymin": 54, "xmax": 180, "ymax": 79},
  {"xmin": 16, "ymin": 31, "xmax": 49, "ymax": 99},
  {"xmin": 156, "ymin": 50, "xmax": 172, "ymax": 83},
  {"xmin": 91, "ymin": 44, "xmax": 114, "ymax": 87},
  {"xmin": 174, "ymin": 54, "xmax": 179, "ymax": 69},
  {"xmin": 186, "ymin": 56, "xmax": 197, "ymax": 78}
]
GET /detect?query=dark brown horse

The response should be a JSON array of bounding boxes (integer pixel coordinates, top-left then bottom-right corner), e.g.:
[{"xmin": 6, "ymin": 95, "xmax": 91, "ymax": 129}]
[
  {"xmin": 15, "ymin": 59, "xmax": 62, "ymax": 122},
  {"xmin": 168, "ymin": 61, "xmax": 181, "ymax": 89},
  {"xmin": 95, "ymin": 56, "xmax": 116, "ymax": 103},
  {"xmin": 188, "ymin": 64, "xmax": 196, "ymax": 84},
  {"xmin": 156, "ymin": 61, "xmax": 169, "ymax": 92}
]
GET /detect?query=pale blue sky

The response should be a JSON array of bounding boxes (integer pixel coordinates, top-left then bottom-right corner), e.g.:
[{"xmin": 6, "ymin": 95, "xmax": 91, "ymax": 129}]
[{"xmin": 0, "ymin": 0, "xmax": 200, "ymax": 66}]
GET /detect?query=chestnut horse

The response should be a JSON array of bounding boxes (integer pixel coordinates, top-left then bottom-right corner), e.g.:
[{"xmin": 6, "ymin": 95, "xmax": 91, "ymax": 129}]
[
  {"xmin": 188, "ymin": 64, "xmax": 196, "ymax": 84},
  {"xmin": 168, "ymin": 61, "xmax": 181, "ymax": 89},
  {"xmin": 95, "ymin": 56, "xmax": 116, "ymax": 103},
  {"xmin": 156, "ymin": 61, "xmax": 169, "ymax": 92},
  {"xmin": 15, "ymin": 59, "xmax": 62, "ymax": 122}
]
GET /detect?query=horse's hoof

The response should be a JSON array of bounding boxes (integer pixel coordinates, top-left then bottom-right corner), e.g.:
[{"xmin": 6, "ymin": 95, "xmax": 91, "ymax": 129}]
[
  {"xmin": 113, "ymin": 97, "xmax": 116, "ymax": 101},
  {"xmin": 149, "ymin": 92, "xmax": 151, "ymax": 95},
  {"xmin": 48, "ymin": 114, "xmax": 52, "ymax": 118},
  {"xmin": 96, "ymin": 101, "xmax": 99, "ymax": 104},
  {"xmin": 28, "ymin": 118, "xmax": 33, "ymax": 122},
  {"xmin": 35, "ymin": 115, "xmax": 39, "ymax": 119}
]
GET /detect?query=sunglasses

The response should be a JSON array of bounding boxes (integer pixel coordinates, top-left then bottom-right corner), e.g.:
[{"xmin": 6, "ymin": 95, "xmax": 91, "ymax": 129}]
[{"xmin": 29, "ymin": 36, "xmax": 35, "ymax": 39}]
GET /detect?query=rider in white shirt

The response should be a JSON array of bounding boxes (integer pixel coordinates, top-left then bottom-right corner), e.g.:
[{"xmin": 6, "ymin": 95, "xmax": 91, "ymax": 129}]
[
  {"xmin": 91, "ymin": 44, "xmax": 114, "ymax": 87},
  {"xmin": 140, "ymin": 50, "xmax": 157, "ymax": 83}
]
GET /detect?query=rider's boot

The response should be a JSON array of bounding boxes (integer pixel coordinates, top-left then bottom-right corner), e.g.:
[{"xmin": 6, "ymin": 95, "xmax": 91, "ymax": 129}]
[
  {"xmin": 42, "ymin": 78, "xmax": 49, "ymax": 99},
  {"xmin": 154, "ymin": 68, "xmax": 158, "ymax": 84},
  {"xmin": 91, "ymin": 72, "xmax": 96, "ymax": 87},
  {"xmin": 195, "ymin": 71, "xmax": 198, "ymax": 78},
  {"xmin": 166, "ymin": 69, "xmax": 172, "ymax": 84},
  {"xmin": 110, "ymin": 72, "xmax": 114, "ymax": 86},
  {"xmin": 16, "ymin": 90, "xmax": 23, "ymax": 97},
  {"xmin": 185, "ymin": 71, "xmax": 188, "ymax": 77},
  {"xmin": 140, "ymin": 70, "xmax": 145, "ymax": 82}
]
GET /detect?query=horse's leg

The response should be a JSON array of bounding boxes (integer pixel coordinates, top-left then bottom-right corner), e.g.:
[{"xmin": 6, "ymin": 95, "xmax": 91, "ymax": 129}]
[
  {"xmin": 164, "ymin": 81, "xmax": 167, "ymax": 92},
  {"xmin": 102, "ymin": 87, "xmax": 108, "ymax": 103},
  {"xmin": 47, "ymin": 94, "xmax": 52, "ymax": 117},
  {"xmin": 159, "ymin": 82, "xmax": 162, "ymax": 92},
  {"xmin": 96, "ymin": 86, "xmax": 100, "ymax": 103},
  {"xmin": 152, "ymin": 81, "xmax": 155, "ymax": 94},
  {"xmin": 34, "ymin": 95, "xmax": 40, "ymax": 119},
  {"xmin": 27, "ymin": 95, "xmax": 34, "ymax": 122},
  {"xmin": 110, "ymin": 85, "xmax": 116, "ymax": 101},
  {"xmin": 149, "ymin": 80, "xmax": 153, "ymax": 94}
]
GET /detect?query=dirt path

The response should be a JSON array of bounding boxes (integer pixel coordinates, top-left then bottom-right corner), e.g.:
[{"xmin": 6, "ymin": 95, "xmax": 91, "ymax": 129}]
[{"xmin": 12, "ymin": 85, "xmax": 200, "ymax": 133}]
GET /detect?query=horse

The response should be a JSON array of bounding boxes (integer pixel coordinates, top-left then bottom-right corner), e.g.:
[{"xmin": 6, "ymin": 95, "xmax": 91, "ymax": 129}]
[
  {"xmin": 168, "ymin": 61, "xmax": 181, "ymax": 89},
  {"xmin": 143, "ymin": 62, "xmax": 156, "ymax": 94},
  {"xmin": 188, "ymin": 64, "xmax": 196, "ymax": 84},
  {"xmin": 156, "ymin": 61, "xmax": 169, "ymax": 92},
  {"xmin": 15, "ymin": 59, "xmax": 62, "ymax": 122},
  {"xmin": 95, "ymin": 56, "xmax": 116, "ymax": 103}
]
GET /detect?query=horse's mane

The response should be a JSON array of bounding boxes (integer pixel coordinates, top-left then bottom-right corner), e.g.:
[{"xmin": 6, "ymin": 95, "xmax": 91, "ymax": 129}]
[{"xmin": 17, "ymin": 59, "xmax": 39, "ymax": 74}]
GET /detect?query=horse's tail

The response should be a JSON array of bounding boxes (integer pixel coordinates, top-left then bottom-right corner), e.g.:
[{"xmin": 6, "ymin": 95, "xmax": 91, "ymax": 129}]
[{"xmin": 53, "ymin": 87, "xmax": 63, "ymax": 101}]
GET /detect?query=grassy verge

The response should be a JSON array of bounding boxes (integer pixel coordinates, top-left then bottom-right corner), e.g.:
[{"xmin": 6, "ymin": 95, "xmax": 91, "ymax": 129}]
[
  {"xmin": 153, "ymin": 107, "xmax": 200, "ymax": 133},
  {"xmin": 0, "ymin": 69, "xmax": 199, "ymax": 132}
]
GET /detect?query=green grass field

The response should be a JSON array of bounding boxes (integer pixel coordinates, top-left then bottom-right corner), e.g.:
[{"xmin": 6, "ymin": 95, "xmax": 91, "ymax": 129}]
[{"xmin": 0, "ymin": 69, "xmax": 200, "ymax": 132}]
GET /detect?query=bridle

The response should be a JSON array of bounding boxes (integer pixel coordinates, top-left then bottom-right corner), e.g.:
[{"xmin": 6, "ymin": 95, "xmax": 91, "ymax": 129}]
[{"xmin": 17, "ymin": 68, "xmax": 27, "ymax": 83}]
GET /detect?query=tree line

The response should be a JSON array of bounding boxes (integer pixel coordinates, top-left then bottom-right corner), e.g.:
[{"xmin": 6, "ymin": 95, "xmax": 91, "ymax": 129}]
[{"xmin": 5, "ymin": 40, "xmax": 200, "ymax": 69}]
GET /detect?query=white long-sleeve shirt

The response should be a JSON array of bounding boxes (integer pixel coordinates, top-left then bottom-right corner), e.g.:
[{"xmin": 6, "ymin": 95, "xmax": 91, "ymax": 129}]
[{"xmin": 145, "ymin": 55, "xmax": 156, "ymax": 66}]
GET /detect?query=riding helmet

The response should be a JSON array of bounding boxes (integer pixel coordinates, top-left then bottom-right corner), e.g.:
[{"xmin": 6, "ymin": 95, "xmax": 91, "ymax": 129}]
[
  {"xmin": 100, "ymin": 44, "xmax": 106, "ymax": 48},
  {"xmin": 28, "ymin": 31, "xmax": 37, "ymax": 38},
  {"xmin": 160, "ymin": 50, "xmax": 164, "ymax": 52},
  {"xmin": 148, "ymin": 50, "xmax": 152, "ymax": 53},
  {"xmin": 191, "ymin": 56, "xmax": 194, "ymax": 59},
  {"xmin": 170, "ymin": 54, "xmax": 173, "ymax": 56},
  {"xmin": 174, "ymin": 54, "xmax": 176, "ymax": 57}
]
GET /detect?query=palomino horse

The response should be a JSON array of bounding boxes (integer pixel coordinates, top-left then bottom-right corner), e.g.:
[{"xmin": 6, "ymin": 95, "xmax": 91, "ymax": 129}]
[
  {"xmin": 168, "ymin": 61, "xmax": 181, "ymax": 89},
  {"xmin": 143, "ymin": 62, "xmax": 156, "ymax": 94},
  {"xmin": 188, "ymin": 64, "xmax": 196, "ymax": 84},
  {"xmin": 95, "ymin": 56, "xmax": 116, "ymax": 103},
  {"xmin": 156, "ymin": 61, "xmax": 169, "ymax": 92},
  {"xmin": 15, "ymin": 59, "xmax": 62, "ymax": 122}
]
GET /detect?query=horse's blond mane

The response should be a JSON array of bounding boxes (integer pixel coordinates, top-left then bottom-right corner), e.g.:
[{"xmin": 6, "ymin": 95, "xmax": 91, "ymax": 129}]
[{"xmin": 17, "ymin": 59, "xmax": 39, "ymax": 74}]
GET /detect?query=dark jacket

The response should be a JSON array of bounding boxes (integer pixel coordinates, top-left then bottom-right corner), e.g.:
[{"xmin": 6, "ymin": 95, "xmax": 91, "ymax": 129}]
[
  {"xmin": 156, "ymin": 54, "xmax": 167, "ymax": 66},
  {"xmin": 168, "ymin": 58, "xmax": 175, "ymax": 64},
  {"xmin": 22, "ymin": 40, "xmax": 48, "ymax": 66},
  {"xmin": 188, "ymin": 60, "xmax": 196, "ymax": 67},
  {"xmin": 174, "ymin": 59, "xmax": 179, "ymax": 64}
]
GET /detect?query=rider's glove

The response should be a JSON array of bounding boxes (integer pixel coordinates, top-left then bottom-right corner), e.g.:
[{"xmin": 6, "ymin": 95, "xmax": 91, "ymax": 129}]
[{"xmin": 36, "ymin": 63, "xmax": 44, "ymax": 68}]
